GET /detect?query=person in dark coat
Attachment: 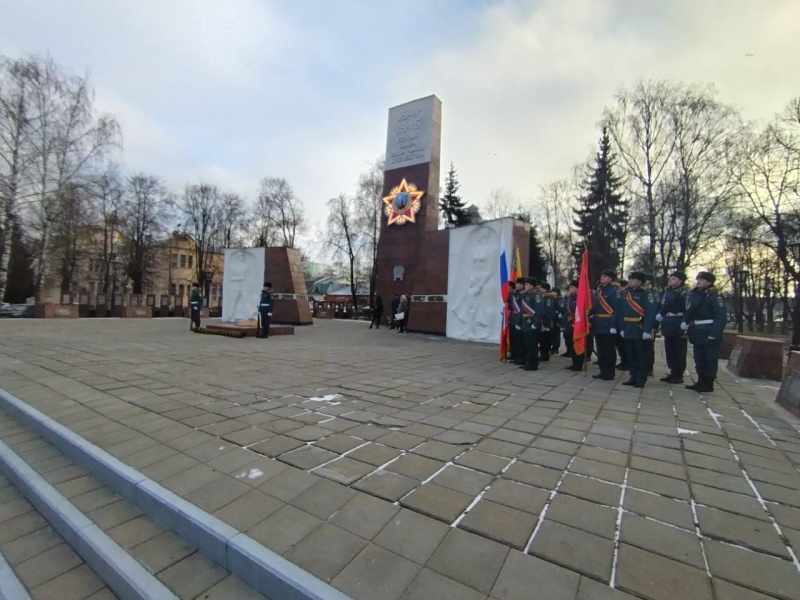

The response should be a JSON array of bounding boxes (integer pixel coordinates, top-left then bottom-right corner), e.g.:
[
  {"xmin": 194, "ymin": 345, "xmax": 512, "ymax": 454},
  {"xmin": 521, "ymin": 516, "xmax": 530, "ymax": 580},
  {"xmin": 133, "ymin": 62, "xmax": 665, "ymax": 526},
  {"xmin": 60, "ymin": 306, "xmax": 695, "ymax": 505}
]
[
  {"xmin": 683, "ymin": 272, "xmax": 727, "ymax": 392},
  {"xmin": 369, "ymin": 296, "xmax": 384, "ymax": 329},
  {"xmin": 397, "ymin": 294, "xmax": 409, "ymax": 333},
  {"xmin": 389, "ymin": 294, "xmax": 400, "ymax": 329},
  {"xmin": 592, "ymin": 270, "xmax": 621, "ymax": 380},
  {"xmin": 258, "ymin": 282, "xmax": 273, "ymax": 338},
  {"xmin": 189, "ymin": 283, "xmax": 203, "ymax": 331},
  {"xmin": 550, "ymin": 287, "xmax": 562, "ymax": 355},
  {"xmin": 520, "ymin": 277, "xmax": 544, "ymax": 371},
  {"xmin": 656, "ymin": 271, "xmax": 689, "ymax": 383}
]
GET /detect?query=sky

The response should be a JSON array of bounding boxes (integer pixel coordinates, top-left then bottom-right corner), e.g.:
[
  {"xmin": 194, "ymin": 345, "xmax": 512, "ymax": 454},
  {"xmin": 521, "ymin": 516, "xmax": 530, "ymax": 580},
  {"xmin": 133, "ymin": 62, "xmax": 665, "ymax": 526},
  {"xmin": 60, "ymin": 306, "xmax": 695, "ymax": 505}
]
[{"xmin": 1, "ymin": 0, "xmax": 799, "ymax": 254}]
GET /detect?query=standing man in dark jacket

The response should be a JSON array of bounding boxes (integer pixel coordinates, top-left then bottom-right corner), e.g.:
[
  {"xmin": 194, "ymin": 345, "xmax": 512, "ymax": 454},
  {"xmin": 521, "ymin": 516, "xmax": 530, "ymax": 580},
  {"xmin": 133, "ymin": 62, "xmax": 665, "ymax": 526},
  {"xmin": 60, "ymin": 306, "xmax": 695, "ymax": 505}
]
[
  {"xmin": 539, "ymin": 283, "xmax": 555, "ymax": 362},
  {"xmin": 592, "ymin": 270, "xmax": 620, "ymax": 380},
  {"xmin": 615, "ymin": 279, "xmax": 629, "ymax": 371},
  {"xmin": 508, "ymin": 278, "xmax": 526, "ymax": 364},
  {"xmin": 389, "ymin": 294, "xmax": 400, "ymax": 330},
  {"xmin": 369, "ymin": 296, "xmax": 384, "ymax": 329},
  {"xmin": 656, "ymin": 271, "xmax": 689, "ymax": 383},
  {"xmin": 550, "ymin": 287, "xmax": 562, "ymax": 355},
  {"xmin": 617, "ymin": 272, "xmax": 657, "ymax": 388},
  {"xmin": 258, "ymin": 282, "xmax": 274, "ymax": 339},
  {"xmin": 520, "ymin": 278, "xmax": 543, "ymax": 371},
  {"xmin": 683, "ymin": 272, "xmax": 727, "ymax": 392},
  {"xmin": 189, "ymin": 283, "xmax": 203, "ymax": 331}
]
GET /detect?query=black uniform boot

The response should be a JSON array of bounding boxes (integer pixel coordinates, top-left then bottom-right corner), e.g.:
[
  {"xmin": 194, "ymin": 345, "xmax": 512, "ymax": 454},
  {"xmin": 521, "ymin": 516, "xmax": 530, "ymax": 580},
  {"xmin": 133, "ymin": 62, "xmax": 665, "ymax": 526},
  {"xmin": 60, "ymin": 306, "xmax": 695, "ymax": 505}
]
[
  {"xmin": 667, "ymin": 374, "xmax": 684, "ymax": 384},
  {"xmin": 621, "ymin": 379, "xmax": 636, "ymax": 386},
  {"xmin": 659, "ymin": 373, "xmax": 673, "ymax": 382},
  {"xmin": 685, "ymin": 377, "xmax": 701, "ymax": 391},
  {"xmin": 695, "ymin": 375, "xmax": 714, "ymax": 393}
]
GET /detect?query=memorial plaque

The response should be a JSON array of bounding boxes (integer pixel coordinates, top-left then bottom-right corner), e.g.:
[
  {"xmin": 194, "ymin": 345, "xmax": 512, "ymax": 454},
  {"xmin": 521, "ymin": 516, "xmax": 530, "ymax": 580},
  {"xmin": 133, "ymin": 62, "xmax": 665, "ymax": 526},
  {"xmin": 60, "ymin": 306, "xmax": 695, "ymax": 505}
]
[
  {"xmin": 175, "ymin": 297, "xmax": 183, "ymax": 308},
  {"xmin": 385, "ymin": 96, "xmax": 437, "ymax": 171},
  {"xmin": 79, "ymin": 294, "xmax": 89, "ymax": 305},
  {"xmin": 146, "ymin": 294, "xmax": 156, "ymax": 306},
  {"xmin": 114, "ymin": 294, "xmax": 123, "ymax": 306},
  {"xmin": 160, "ymin": 295, "xmax": 169, "ymax": 307},
  {"xmin": 61, "ymin": 293, "xmax": 71, "ymax": 305},
  {"xmin": 54, "ymin": 307, "xmax": 71, "ymax": 317},
  {"xmin": 96, "ymin": 294, "xmax": 106, "ymax": 307}
]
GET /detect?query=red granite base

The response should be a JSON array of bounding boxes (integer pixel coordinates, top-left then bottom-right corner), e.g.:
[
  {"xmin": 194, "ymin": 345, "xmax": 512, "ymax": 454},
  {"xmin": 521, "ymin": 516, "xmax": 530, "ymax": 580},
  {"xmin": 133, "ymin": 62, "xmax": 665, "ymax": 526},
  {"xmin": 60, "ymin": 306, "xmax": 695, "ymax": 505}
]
[
  {"xmin": 777, "ymin": 351, "xmax": 800, "ymax": 417},
  {"xmin": 35, "ymin": 304, "xmax": 79, "ymax": 318},
  {"xmin": 727, "ymin": 335, "xmax": 784, "ymax": 381},
  {"xmin": 720, "ymin": 331, "xmax": 740, "ymax": 360}
]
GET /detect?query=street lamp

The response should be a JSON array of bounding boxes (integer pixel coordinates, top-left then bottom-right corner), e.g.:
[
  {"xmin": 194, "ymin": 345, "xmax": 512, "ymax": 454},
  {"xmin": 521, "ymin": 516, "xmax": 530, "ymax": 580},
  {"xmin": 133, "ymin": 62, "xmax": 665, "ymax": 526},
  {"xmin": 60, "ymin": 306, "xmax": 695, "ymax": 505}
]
[
  {"xmin": 788, "ymin": 241, "xmax": 800, "ymax": 348},
  {"xmin": 734, "ymin": 269, "xmax": 748, "ymax": 334}
]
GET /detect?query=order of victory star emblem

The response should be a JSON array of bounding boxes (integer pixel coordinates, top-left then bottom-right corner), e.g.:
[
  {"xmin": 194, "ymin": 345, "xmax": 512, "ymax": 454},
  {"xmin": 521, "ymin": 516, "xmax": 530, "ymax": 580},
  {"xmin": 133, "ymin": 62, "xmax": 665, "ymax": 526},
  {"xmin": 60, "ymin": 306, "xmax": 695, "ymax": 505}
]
[{"xmin": 383, "ymin": 178, "xmax": 424, "ymax": 226}]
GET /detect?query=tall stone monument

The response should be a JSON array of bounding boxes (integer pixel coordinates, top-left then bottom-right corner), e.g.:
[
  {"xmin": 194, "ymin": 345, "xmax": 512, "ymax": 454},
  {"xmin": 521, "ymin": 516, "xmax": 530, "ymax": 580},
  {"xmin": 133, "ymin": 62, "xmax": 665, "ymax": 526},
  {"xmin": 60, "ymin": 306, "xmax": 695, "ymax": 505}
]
[{"xmin": 376, "ymin": 96, "xmax": 443, "ymax": 329}]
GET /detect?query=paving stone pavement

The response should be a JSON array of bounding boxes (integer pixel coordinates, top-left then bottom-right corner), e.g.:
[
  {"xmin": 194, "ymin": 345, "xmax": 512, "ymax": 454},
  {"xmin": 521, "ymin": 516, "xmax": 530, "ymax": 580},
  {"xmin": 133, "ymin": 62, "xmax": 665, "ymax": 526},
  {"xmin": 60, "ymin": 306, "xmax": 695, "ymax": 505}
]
[{"xmin": 1, "ymin": 317, "xmax": 800, "ymax": 599}]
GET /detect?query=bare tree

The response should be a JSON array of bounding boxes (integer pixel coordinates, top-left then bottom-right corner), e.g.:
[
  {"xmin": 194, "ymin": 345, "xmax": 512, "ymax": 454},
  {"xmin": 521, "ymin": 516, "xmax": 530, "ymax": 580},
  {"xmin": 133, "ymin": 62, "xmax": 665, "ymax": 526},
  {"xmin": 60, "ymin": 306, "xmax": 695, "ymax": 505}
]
[
  {"xmin": 483, "ymin": 187, "xmax": 520, "ymax": 220},
  {"xmin": 50, "ymin": 182, "xmax": 91, "ymax": 293},
  {"xmin": 22, "ymin": 57, "xmax": 120, "ymax": 300},
  {"xmin": 325, "ymin": 194, "xmax": 362, "ymax": 312},
  {"xmin": 180, "ymin": 182, "xmax": 222, "ymax": 291},
  {"xmin": 534, "ymin": 179, "xmax": 577, "ymax": 285},
  {"xmin": 0, "ymin": 56, "xmax": 38, "ymax": 301},
  {"xmin": 217, "ymin": 192, "xmax": 247, "ymax": 249},
  {"xmin": 604, "ymin": 79, "xmax": 676, "ymax": 272},
  {"xmin": 354, "ymin": 157, "xmax": 383, "ymax": 305},
  {"xmin": 123, "ymin": 174, "xmax": 171, "ymax": 294},
  {"xmin": 88, "ymin": 167, "xmax": 124, "ymax": 293},
  {"xmin": 255, "ymin": 177, "xmax": 305, "ymax": 248}
]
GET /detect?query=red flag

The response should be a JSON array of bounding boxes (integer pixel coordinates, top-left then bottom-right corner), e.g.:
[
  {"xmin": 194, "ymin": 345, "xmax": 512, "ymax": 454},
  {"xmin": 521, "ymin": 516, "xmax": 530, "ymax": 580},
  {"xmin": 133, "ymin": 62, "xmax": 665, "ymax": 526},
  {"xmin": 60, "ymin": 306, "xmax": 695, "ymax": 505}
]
[{"xmin": 573, "ymin": 250, "xmax": 591, "ymax": 356}]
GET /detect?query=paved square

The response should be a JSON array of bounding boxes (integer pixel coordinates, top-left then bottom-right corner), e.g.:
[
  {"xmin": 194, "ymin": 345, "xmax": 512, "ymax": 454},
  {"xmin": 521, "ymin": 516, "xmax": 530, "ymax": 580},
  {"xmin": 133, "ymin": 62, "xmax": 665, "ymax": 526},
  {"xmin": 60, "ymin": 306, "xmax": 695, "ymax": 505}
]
[{"xmin": 1, "ymin": 318, "xmax": 800, "ymax": 599}]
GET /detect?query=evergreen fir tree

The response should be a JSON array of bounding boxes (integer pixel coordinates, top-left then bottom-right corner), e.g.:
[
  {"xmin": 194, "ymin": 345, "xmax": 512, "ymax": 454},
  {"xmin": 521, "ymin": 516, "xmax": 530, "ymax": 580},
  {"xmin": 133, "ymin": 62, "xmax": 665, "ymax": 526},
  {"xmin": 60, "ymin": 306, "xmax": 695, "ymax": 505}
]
[
  {"xmin": 439, "ymin": 163, "xmax": 470, "ymax": 227},
  {"xmin": 573, "ymin": 127, "xmax": 628, "ymax": 283}
]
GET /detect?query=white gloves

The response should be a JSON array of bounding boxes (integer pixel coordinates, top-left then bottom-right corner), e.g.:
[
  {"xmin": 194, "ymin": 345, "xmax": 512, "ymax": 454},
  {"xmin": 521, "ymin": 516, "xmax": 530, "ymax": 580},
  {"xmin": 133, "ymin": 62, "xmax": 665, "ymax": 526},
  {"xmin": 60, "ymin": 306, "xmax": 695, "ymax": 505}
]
[
  {"xmin": 680, "ymin": 322, "xmax": 689, "ymax": 331},
  {"xmin": 268, "ymin": 313, "xmax": 272, "ymax": 317},
  {"xmin": 655, "ymin": 314, "xmax": 664, "ymax": 322},
  {"xmin": 610, "ymin": 328, "xmax": 617, "ymax": 334},
  {"xmin": 620, "ymin": 331, "xmax": 625, "ymax": 338},
  {"xmin": 643, "ymin": 332, "xmax": 652, "ymax": 340}
]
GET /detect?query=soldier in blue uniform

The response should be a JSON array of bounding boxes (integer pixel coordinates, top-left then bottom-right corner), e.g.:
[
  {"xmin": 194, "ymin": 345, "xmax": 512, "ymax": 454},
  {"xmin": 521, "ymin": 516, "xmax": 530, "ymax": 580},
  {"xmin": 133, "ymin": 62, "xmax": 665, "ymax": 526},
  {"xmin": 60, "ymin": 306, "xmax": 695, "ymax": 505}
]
[
  {"xmin": 563, "ymin": 280, "xmax": 586, "ymax": 371},
  {"xmin": 592, "ymin": 270, "xmax": 620, "ymax": 380},
  {"xmin": 656, "ymin": 271, "xmax": 689, "ymax": 383},
  {"xmin": 617, "ymin": 271, "xmax": 657, "ymax": 388},
  {"xmin": 508, "ymin": 277, "xmax": 526, "ymax": 365},
  {"xmin": 189, "ymin": 283, "xmax": 203, "ymax": 331},
  {"xmin": 550, "ymin": 287, "xmax": 562, "ymax": 355},
  {"xmin": 258, "ymin": 282, "xmax": 274, "ymax": 339},
  {"xmin": 643, "ymin": 273, "xmax": 658, "ymax": 377},
  {"xmin": 520, "ymin": 277, "xmax": 543, "ymax": 371},
  {"xmin": 539, "ymin": 283, "xmax": 555, "ymax": 362},
  {"xmin": 615, "ymin": 279, "xmax": 629, "ymax": 371},
  {"xmin": 683, "ymin": 272, "xmax": 727, "ymax": 392}
]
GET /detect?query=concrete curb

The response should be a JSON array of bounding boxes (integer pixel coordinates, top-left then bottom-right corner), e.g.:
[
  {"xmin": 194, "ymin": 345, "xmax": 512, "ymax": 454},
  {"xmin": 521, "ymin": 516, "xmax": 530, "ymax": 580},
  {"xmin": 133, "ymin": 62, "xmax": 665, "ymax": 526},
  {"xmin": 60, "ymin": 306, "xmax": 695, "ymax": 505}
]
[
  {"xmin": 0, "ymin": 551, "xmax": 32, "ymax": 600},
  {"xmin": 0, "ymin": 439, "xmax": 178, "ymax": 600},
  {"xmin": 0, "ymin": 388, "xmax": 351, "ymax": 600}
]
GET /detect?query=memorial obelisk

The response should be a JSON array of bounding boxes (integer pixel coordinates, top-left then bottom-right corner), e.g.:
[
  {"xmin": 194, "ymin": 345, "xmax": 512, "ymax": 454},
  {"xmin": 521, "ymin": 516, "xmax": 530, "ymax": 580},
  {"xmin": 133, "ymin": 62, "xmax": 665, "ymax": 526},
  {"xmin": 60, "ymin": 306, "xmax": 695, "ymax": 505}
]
[{"xmin": 375, "ymin": 96, "xmax": 442, "ymax": 305}]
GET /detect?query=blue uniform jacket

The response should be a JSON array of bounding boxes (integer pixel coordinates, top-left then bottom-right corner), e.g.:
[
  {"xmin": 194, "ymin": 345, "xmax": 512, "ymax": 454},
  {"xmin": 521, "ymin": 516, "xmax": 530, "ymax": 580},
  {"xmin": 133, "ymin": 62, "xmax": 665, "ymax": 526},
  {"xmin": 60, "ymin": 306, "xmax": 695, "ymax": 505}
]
[
  {"xmin": 189, "ymin": 291, "xmax": 203, "ymax": 311},
  {"xmin": 591, "ymin": 284, "xmax": 620, "ymax": 335},
  {"xmin": 616, "ymin": 287, "xmax": 657, "ymax": 340},
  {"xmin": 259, "ymin": 291, "xmax": 274, "ymax": 315},
  {"xmin": 520, "ymin": 291, "xmax": 544, "ymax": 332},
  {"xmin": 684, "ymin": 287, "xmax": 727, "ymax": 346},
  {"xmin": 659, "ymin": 285, "xmax": 688, "ymax": 338},
  {"xmin": 562, "ymin": 295, "xmax": 577, "ymax": 332},
  {"xmin": 509, "ymin": 290, "xmax": 523, "ymax": 330},
  {"xmin": 542, "ymin": 292, "xmax": 556, "ymax": 330}
]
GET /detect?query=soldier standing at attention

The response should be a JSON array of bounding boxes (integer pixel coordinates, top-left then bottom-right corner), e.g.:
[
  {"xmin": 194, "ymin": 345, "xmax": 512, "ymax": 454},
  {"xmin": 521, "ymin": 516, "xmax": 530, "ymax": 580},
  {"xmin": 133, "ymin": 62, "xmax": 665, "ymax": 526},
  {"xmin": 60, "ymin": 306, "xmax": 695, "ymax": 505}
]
[
  {"xmin": 592, "ymin": 270, "xmax": 620, "ymax": 380},
  {"xmin": 509, "ymin": 277, "xmax": 526, "ymax": 365},
  {"xmin": 520, "ymin": 277, "xmax": 543, "ymax": 372},
  {"xmin": 550, "ymin": 287, "xmax": 563, "ymax": 356},
  {"xmin": 618, "ymin": 272, "xmax": 657, "ymax": 388},
  {"xmin": 683, "ymin": 272, "xmax": 727, "ymax": 392},
  {"xmin": 656, "ymin": 271, "xmax": 689, "ymax": 383},
  {"xmin": 564, "ymin": 280, "xmax": 585, "ymax": 371},
  {"xmin": 189, "ymin": 283, "xmax": 203, "ymax": 331},
  {"xmin": 615, "ymin": 279, "xmax": 629, "ymax": 372},
  {"xmin": 539, "ymin": 283, "xmax": 555, "ymax": 362},
  {"xmin": 643, "ymin": 274, "xmax": 658, "ymax": 377},
  {"xmin": 258, "ymin": 282, "xmax": 274, "ymax": 339}
]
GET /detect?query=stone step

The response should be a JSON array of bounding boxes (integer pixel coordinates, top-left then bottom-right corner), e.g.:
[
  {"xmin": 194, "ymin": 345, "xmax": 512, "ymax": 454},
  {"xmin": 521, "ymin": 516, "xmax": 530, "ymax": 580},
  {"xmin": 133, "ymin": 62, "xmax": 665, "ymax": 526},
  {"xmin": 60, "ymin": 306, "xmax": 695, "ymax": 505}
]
[
  {"xmin": 0, "ymin": 412, "xmax": 248, "ymax": 598},
  {"xmin": 0, "ymin": 471, "xmax": 115, "ymax": 600},
  {"xmin": 0, "ymin": 390, "xmax": 350, "ymax": 600}
]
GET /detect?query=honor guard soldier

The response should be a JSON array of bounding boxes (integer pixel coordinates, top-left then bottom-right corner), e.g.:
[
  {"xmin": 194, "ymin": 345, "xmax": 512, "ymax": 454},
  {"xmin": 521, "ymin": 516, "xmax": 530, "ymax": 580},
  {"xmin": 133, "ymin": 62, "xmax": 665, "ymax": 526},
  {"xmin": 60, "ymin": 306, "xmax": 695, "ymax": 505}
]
[
  {"xmin": 258, "ymin": 282, "xmax": 274, "ymax": 339},
  {"xmin": 551, "ymin": 287, "xmax": 562, "ymax": 355},
  {"xmin": 189, "ymin": 283, "xmax": 203, "ymax": 331},
  {"xmin": 615, "ymin": 279, "xmax": 629, "ymax": 371},
  {"xmin": 539, "ymin": 283, "xmax": 555, "ymax": 362},
  {"xmin": 643, "ymin": 273, "xmax": 658, "ymax": 377},
  {"xmin": 520, "ymin": 277, "xmax": 543, "ymax": 371},
  {"xmin": 617, "ymin": 272, "xmax": 657, "ymax": 388},
  {"xmin": 509, "ymin": 277, "xmax": 526, "ymax": 365},
  {"xmin": 656, "ymin": 271, "xmax": 689, "ymax": 383},
  {"xmin": 564, "ymin": 280, "xmax": 585, "ymax": 371},
  {"xmin": 683, "ymin": 272, "xmax": 727, "ymax": 392},
  {"xmin": 592, "ymin": 270, "xmax": 621, "ymax": 380}
]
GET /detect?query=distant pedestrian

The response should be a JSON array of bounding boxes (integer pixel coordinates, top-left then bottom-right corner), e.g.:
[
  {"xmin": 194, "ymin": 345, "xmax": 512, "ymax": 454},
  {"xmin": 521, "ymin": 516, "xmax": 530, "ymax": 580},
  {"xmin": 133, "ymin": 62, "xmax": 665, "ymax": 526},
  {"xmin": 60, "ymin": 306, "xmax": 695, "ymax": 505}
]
[
  {"xmin": 258, "ymin": 282, "xmax": 273, "ymax": 338},
  {"xmin": 397, "ymin": 294, "xmax": 409, "ymax": 333},
  {"xmin": 189, "ymin": 283, "xmax": 203, "ymax": 331},
  {"xmin": 390, "ymin": 294, "xmax": 400, "ymax": 329},
  {"xmin": 369, "ymin": 296, "xmax": 384, "ymax": 329}
]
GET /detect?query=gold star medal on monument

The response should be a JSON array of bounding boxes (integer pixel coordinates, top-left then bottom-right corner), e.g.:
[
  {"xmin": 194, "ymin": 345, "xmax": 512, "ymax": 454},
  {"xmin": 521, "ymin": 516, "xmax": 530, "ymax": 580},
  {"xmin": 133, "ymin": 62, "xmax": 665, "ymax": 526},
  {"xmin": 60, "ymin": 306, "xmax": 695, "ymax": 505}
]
[{"xmin": 383, "ymin": 178, "xmax": 424, "ymax": 225}]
